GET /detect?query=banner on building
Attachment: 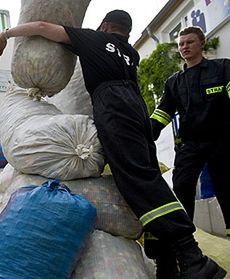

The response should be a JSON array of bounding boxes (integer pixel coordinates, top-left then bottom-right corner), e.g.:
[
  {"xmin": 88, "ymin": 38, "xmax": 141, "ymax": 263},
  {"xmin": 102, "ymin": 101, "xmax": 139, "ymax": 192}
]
[{"xmin": 187, "ymin": 0, "xmax": 230, "ymax": 34}]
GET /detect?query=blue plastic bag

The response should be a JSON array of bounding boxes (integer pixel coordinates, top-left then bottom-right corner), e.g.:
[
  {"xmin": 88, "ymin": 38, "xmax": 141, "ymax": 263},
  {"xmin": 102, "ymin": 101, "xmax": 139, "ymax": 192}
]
[
  {"xmin": 0, "ymin": 145, "xmax": 7, "ymax": 168},
  {"xmin": 200, "ymin": 164, "xmax": 215, "ymax": 199},
  {"xmin": 0, "ymin": 180, "xmax": 97, "ymax": 279}
]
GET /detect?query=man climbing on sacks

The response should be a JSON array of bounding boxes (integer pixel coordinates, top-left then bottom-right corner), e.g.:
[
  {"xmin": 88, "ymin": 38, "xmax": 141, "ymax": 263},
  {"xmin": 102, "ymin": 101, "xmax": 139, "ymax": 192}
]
[{"xmin": 0, "ymin": 10, "xmax": 226, "ymax": 279}]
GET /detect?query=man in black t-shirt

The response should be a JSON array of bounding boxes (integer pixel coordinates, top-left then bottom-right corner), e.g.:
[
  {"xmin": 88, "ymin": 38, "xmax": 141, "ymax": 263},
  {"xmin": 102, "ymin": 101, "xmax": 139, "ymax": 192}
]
[{"xmin": 0, "ymin": 10, "xmax": 226, "ymax": 279}]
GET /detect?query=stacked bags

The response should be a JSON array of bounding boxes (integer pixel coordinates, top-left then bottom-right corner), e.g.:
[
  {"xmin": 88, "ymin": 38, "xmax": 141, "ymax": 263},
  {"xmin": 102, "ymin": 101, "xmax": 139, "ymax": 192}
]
[
  {"xmin": 0, "ymin": 167, "xmax": 153, "ymax": 278},
  {"xmin": 0, "ymin": 0, "xmax": 100, "ymax": 180},
  {"xmin": 0, "ymin": 0, "xmax": 155, "ymax": 277},
  {"xmin": 0, "ymin": 164, "xmax": 142, "ymax": 239},
  {"xmin": 0, "ymin": 0, "xmax": 99, "ymax": 277},
  {"xmin": 0, "ymin": 85, "xmax": 104, "ymax": 180}
]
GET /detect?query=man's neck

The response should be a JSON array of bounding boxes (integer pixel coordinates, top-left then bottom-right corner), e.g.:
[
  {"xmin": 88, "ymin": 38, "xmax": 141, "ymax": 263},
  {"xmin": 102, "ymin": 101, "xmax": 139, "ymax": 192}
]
[{"xmin": 186, "ymin": 56, "xmax": 203, "ymax": 68}]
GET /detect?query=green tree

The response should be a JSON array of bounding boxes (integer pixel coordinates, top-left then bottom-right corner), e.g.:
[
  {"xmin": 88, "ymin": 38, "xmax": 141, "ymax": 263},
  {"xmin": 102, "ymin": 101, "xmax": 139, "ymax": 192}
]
[{"xmin": 137, "ymin": 42, "xmax": 181, "ymax": 114}]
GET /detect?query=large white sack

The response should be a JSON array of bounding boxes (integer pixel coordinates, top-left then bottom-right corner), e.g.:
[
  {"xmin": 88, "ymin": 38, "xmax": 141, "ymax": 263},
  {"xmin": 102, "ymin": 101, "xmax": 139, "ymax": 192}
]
[
  {"xmin": 12, "ymin": 0, "xmax": 91, "ymax": 98},
  {"xmin": 72, "ymin": 230, "xmax": 154, "ymax": 279},
  {"xmin": 47, "ymin": 61, "xmax": 93, "ymax": 116},
  {"xmin": 0, "ymin": 85, "xmax": 104, "ymax": 180},
  {"xmin": 0, "ymin": 85, "xmax": 62, "ymax": 146},
  {"xmin": 0, "ymin": 165, "xmax": 143, "ymax": 239}
]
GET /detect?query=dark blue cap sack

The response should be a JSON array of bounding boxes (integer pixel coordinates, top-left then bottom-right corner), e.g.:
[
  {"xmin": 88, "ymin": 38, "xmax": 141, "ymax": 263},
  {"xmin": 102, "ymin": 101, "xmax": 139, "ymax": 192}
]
[{"xmin": 0, "ymin": 180, "xmax": 97, "ymax": 279}]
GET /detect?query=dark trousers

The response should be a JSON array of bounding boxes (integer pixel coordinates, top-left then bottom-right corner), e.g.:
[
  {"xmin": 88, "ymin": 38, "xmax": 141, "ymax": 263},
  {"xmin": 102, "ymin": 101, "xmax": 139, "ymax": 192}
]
[
  {"xmin": 92, "ymin": 81, "xmax": 195, "ymax": 240},
  {"xmin": 173, "ymin": 139, "xmax": 230, "ymax": 230}
]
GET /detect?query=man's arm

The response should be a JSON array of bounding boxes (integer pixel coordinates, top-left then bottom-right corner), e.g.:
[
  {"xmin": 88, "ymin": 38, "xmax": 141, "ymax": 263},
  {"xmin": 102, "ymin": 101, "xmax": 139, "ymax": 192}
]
[
  {"xmin": 224, "ymin": 59, "xmax": 230, "ymax": 98},
  {"xmin": 0, "ymin": 21, "xmax": 71, "ymax": 56},
  {"xmin": 150, "ymin": 80, "xmax": 176, "ymax": 141}
]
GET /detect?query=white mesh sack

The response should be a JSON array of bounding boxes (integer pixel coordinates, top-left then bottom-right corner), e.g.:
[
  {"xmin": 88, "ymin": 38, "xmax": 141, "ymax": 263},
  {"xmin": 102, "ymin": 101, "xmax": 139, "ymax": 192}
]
[
  {"xmin": 0, "ymin": 165, "xmax": 143, "ymax": 239},
  {"xmin": 0, "ymin": 85, "xmax": 104, "ymax": 180},
  {"xmin": 72, "ymin": 230, "xmax": 154, "ymax": 279},
  {"xmin": 46, "ymin": 61, "xmax": 93, "ymax": 116},
  {"xmin": 0, "ymin": 85, "xmax": 62, "ymax": 147},
  {"xmin": 11, "ymin": 0, "xmax": 91, "ymax": 99}
]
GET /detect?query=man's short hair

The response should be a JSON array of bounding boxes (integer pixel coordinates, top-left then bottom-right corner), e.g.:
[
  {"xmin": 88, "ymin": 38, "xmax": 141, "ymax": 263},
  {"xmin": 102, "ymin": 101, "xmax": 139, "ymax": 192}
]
[{"xmin": 179, "ymin": 26, "xmax": 205, "ymax": 42}]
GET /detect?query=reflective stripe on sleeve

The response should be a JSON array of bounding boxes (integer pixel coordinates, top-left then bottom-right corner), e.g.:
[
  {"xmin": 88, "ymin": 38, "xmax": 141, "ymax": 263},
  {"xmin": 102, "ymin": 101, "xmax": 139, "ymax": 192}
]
[
  {"xmin": 140, "ymin": 201, "xmax": 184, "ymax": 226},
  {"xmin": 226, "ymin": 82, "xmax": 230, "ymax": 98},
  {"xmin": 150, "ymin": 109, "xmax": 172, "ymax": 126}
]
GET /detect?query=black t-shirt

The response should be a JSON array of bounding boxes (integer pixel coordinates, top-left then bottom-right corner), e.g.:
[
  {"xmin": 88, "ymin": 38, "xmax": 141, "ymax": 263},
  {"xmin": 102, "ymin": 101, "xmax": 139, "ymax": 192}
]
[{"xmin": 63, "ymin": 27, "xmax": 140, "ymax": 95}]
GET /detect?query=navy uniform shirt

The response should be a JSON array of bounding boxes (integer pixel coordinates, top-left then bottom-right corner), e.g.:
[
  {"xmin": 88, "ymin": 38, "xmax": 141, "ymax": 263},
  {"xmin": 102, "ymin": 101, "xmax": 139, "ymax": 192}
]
[{"xmin": 153, "ymin": 58, "xmax": 230, "ymax": 141}]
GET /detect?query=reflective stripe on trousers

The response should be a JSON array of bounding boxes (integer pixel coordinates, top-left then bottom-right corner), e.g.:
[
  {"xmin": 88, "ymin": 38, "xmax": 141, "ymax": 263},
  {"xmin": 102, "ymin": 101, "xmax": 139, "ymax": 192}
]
[{"xmin": 140, "ymin": 201, "xmax": 184, "ymax": 226}]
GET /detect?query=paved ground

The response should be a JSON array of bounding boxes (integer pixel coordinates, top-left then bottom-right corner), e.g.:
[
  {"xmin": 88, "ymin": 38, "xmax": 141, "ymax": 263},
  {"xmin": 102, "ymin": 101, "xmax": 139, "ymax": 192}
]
[{"xmin": 194, "ymin": 228, "xmax": 230, "ymax": 278}]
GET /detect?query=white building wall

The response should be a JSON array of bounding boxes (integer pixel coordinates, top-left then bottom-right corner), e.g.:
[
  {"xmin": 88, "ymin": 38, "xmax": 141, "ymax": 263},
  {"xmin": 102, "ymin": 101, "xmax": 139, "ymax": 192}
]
[
  {"xmin": 137, "ymin": 37, "xmax": 157, "ymax": 60},
  {"xmin": 212, "ymin": 20, "xmax": 230, "ymax": 59},
  {"xmin": 160, "ymin": 1, "xmax": 194, "ymax": 41}
]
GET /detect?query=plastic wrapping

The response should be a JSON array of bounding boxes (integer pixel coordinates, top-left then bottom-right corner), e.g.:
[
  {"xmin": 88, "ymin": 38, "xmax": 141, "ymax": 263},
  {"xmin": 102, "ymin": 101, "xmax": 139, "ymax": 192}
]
[
  {"xmin": 0, "ymin": 180, "xmax": 97, "ymax": 279},
  {"xmin": 0, "ymin": 146, "xmax": 7, "ymax": 168}
]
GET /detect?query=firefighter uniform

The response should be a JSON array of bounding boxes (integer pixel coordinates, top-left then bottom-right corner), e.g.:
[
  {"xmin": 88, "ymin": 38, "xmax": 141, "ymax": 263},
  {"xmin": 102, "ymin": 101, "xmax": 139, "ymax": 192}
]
[
  {"xmin": 63, "ymin": 26, "xmax": 196, "ymax": 241},
  {"xmin": 151, "ymin": 58, "xmax": 230, "ymax": 236}
]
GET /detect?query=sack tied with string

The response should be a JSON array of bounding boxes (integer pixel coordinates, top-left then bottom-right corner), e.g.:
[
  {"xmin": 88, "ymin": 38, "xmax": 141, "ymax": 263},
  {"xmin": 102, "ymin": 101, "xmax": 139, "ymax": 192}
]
[{"xmin": 0, "ymin": 180, "xmax": 97, "ymax": 279}]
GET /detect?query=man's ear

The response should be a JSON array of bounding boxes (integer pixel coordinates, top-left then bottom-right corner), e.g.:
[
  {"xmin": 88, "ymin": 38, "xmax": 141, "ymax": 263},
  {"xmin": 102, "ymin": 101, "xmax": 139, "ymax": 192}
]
[
  {"xmin": 201, "ymin": 39, "xmax": 206, "ymax": 50},
  {"xmin": 100, "ymin": 22, "xmax": 109, "ymax": 32}
]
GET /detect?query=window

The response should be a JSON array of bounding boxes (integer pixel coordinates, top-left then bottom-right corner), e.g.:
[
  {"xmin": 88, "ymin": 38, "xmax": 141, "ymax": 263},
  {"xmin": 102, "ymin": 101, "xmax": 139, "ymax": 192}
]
[
  {"xmin": 169, "ymin": 22, "xmax": 182, "ymax": 41},
  {"xmin": 0, "ymin": 11, "xmax": 9, "ymax": 32},
  {"xmin": 184, "ymin": 16, "xmax": 188, "ymax": 27}
]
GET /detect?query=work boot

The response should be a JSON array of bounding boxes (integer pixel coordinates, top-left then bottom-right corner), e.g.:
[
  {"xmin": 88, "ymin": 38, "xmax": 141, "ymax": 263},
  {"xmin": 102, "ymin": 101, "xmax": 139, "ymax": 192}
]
[
  {"xmin": 175, "ymin": 235, "xmax": 227, "ymax": 279},
  {"xmin": 155, "ymin": 251, "xmax": 180, "ymax": 279},
  {"xmin": 144, "ymin": 233, "xmax": 180, "ymax": 279}
]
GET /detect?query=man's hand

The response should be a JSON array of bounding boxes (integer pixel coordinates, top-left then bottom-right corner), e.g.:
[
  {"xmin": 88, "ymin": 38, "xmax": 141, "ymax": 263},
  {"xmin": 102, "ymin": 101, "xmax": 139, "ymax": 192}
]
[{"xmin": 0, "ymin": 32, "xmax": 7, "ymax": 56}]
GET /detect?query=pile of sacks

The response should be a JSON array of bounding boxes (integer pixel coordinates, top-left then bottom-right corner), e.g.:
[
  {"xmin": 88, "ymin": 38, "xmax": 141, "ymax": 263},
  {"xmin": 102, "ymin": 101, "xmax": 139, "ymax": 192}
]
[{"xmin": 0, "ymin": 0, "xmax": 155, "ymax": 277}]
